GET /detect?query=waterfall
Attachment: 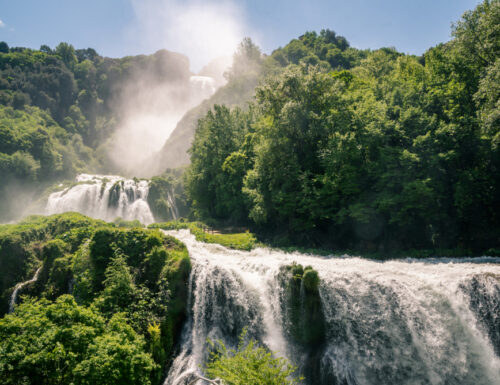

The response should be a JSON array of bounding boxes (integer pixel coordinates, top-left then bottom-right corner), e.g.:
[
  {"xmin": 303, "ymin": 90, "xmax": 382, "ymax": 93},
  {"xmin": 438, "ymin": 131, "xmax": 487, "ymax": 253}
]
[
  {"xmin": 9, "ymin": 266, "xmax": 42, "ymax": 313},
  {"xmin": 189, "ymin": 76, "xmax": 216, "ymax": 102},
  {"xmin": 167, "ymin": 187, "xmax": 179, "ymax": 220},
  {"xmin": 164, "ymin": 229, "xmax": 500, "ymax": 385},
  {"xmin": 45, "ymin": 174, "xmax": 155, "ymax": 224}
]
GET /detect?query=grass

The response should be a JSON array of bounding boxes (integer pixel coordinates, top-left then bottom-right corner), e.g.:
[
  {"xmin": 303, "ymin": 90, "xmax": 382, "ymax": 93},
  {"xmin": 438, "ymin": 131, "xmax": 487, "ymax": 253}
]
[{"xmin": 149, "ymin": 221, "xmax": 258, "ymax": 251}]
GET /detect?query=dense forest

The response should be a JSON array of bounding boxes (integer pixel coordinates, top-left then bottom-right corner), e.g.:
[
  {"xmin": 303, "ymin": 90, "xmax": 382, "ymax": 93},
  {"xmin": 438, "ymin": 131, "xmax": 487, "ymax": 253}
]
[
  {"xmin": 185, "ymin": 0, "xmax": 500, "ymax": 253},
  {"xmin": 0, "ymin": 42, "xmax": 193, "ymax": 220},
  {"xmin": 0, "ymin": 1, "xmax": 499, "ymax": 384},
  {"xmin": 0, "ymin": 213, "xmax": 191, "ymax": 384}
]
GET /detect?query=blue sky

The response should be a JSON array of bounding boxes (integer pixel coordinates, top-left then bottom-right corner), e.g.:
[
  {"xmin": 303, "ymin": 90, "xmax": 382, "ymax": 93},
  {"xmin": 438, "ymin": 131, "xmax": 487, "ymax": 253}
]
[{"xmin": 0, "ymin": 0, "xmax": 481, "ymax": 71}]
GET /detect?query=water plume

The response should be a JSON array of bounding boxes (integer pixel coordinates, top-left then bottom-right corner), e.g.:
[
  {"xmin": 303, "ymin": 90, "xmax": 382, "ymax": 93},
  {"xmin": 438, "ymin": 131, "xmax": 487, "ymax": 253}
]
[
  {"xmin": 128, "ymin": 0, "xmax": 246, "ymax": 72},
  {"xmin": 105, "ymin": 0, "xmax": 249, "ymax": 176}
]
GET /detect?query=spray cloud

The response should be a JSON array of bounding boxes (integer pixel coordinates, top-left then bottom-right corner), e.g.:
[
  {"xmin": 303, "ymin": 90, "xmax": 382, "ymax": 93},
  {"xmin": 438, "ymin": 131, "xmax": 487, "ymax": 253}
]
[{"xmin": 106, "ymin": 0, "xmax": 248, "ymax": 176}]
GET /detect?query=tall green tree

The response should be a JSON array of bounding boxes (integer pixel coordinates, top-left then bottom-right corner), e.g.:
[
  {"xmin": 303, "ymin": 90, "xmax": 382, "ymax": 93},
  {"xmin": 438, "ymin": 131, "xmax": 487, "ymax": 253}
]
[{"xmin": 0, "ymin": 295, "xmax": 156, "ymax": 385}]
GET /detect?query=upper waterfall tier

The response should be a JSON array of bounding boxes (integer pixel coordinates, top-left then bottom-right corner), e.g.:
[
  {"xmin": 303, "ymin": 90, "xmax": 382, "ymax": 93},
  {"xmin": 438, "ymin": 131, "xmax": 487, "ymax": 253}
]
[{"xmin": 45, "ymin": 174, "xmax": 155, "ymax": 224}]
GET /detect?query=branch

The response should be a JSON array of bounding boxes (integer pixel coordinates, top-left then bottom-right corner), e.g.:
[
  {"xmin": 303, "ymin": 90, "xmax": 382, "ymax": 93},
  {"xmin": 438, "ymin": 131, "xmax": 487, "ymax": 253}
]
[{"xmin": 187, "ymin": 374, "xmax": 224, "ymax": 385}]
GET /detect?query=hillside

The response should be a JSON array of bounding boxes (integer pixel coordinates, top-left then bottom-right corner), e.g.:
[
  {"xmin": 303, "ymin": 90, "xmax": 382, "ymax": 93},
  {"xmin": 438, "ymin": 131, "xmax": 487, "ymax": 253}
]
[
  {"xmin": 154, "ymin": 31, "xmax": 364, "ymax": 171},
  {"xmin": 183, "ymin": 2, "xmax": 500, "ymax": 253},
  {"xmin": 0, "ymin": 44, "xmax": 194, "ymax": 220}
]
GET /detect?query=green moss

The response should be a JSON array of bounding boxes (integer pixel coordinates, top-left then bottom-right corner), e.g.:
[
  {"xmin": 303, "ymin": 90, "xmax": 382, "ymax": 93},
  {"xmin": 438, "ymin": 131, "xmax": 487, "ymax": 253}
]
[
  {"xmin": 278, "ymin": 263, "xmax": 325, "ymax": 346},
  {"xmin": 302, "ymin": 268, "xmax": 319, "ymax": 291},
  {"xmin": 159, "ymin": 237, "xmax": 191, "ymax": 358},
  {"xmin": 147, "ymin": 176, "xmax": 177, "ymax": 222}
]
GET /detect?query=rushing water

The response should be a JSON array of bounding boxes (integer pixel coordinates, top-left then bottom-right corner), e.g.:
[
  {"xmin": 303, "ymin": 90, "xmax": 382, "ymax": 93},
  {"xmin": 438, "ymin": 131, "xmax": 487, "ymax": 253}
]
[
  {"xmin": 9, "ymin": 266, "xmax": 42, "ymax": 313},
  {"xmin": 189, "ymin": 76, "xmax": 216, "ymax": 100},
  {"xmin": 45, "ymin": 174, "xmax": 155, "ymax": 224},
  {"xmin": 164, "ymin": 229, "xmax": 500, "ymax": 385}
]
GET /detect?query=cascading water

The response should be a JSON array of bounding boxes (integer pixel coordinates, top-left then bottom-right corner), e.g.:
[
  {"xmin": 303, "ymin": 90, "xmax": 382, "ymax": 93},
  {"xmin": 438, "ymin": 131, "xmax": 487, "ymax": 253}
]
[
  {"xmin": 166, "ymin": 187, "xmax": 179, "ymax": 220},
  {"xmin": 9, "ymin": 266, "xmax": 42, "ymax": 313},
  {"xmin": 45, "ymin": 174, "xmax": 155, "ymax": 224},
  {"xmin": 164, "ymin": 229, "xmax": 500, "ymax": 385},
  {"xmin": 189, "ymin": 75, "xmax": 217, "ymax": 101}
]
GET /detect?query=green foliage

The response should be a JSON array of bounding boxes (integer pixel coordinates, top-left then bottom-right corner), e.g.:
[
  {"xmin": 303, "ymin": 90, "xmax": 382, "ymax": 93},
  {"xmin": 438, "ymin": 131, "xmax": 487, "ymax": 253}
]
[
  {"xmin": 150, "ymin": 221, "xmax": 258, "ymax": 251},
  {"xmin": 0, "ymin": 213, "xmax": 192, "ymax": 384},
  {"xmin": 225, "ymin": 38, "xmax": 263, "ymax": 81},
  {"xmin": 269, "ymin": 29, "xmax": 365, "ymax": 71},
  {"xmin": 278, "ymin": 264, "xmax": 325, "ymax": 346},
  {"xmin": 0, "ymin": 213, "xmax": 107, "ymax": 314},
  {"xmin": 302, "ymin": 268, "xmax": 320, "ymax": 291},
  {"xmin": 147, "ymin": 170, "xmax": 189, "ymax": 222},
  {"xmin": 185, "ymin": 1, "xmax": 500, "ymax": 253},
  {"xmin": 0, "ymin": 105, "xmax": 97, "ymax": 220},
  {"xmin": 452, "ymin": 0, "xmax": 499, "ymax": 67},
  {"xmin": 205, "ymin": 331, "xmax": 301, "ymax": 385},
  {"xmin": 0, "ymin": 295, "xmax": 156, "ymax": 385},
  {"xmin": 55, "ymin": 42, "xmax": 77, "ymax": 70},
  {"xmin": 186, "ymin": 104, "xmax": 253, "ymax": 221},
  {"xmin": 98, "ymin": 252, "xmax": 136, "ymax": 314},
  {"xmin": 195, "ymin": 230, "xmax": 257, "ymax": 252}
]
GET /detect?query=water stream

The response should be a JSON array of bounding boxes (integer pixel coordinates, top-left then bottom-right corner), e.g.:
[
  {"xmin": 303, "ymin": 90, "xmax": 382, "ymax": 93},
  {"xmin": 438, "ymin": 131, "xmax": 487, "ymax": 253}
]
[
  {"xmin": 164, "ymin": 229, "xmax": 500, "ymax": 385},
  {"xmin": 9, "ymin": 266, "xmax": 42, "ymax": 313}
]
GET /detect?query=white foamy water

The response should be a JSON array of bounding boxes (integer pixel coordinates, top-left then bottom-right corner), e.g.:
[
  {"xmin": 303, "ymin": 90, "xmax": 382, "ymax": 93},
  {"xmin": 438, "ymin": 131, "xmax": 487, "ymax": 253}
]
[
  {"xmin": 165, "ymin": 229, "xmax": 500, "ymax": 385},
  {"xmin": 45, "ymin": 174, "xmax": 155, "ymax": 224},
  {"xmin": 189, "ymin": 75, "xmax": 217, "ymax": 100},
  {"xmin": 9, "ymin": 266, "xmax": 42, "ymax": 313}
]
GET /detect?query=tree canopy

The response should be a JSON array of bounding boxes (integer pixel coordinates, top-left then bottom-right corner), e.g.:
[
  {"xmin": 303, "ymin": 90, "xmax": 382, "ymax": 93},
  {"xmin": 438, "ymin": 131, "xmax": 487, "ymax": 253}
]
[{"xmin": 185, "ymin": 0, "xmax": 500, "ymax": 253}]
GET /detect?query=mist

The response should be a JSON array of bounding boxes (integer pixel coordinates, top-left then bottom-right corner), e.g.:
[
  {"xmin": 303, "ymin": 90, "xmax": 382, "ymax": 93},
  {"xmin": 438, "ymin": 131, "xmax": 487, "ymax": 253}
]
[
  {"xmin": 128, "ymin": 0, "xmax": 246, "ymax": 72},
  {"xmin": 103, "ymin": 0, "xmax": 249, "ymax": 176}
]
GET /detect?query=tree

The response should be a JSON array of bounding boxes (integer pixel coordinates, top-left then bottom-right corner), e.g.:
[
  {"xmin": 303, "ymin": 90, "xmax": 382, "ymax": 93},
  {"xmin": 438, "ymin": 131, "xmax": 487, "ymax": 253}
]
[
  {"xmin": 452, "ymin": 0, "xmax": 500, "ymax": 67},
  {"xmin": 0, "ymin": 295, "xmax": 155, "ymax": 385},
  {"xmin": 225, "ymin": 38, "xmax": 262, "ymax": 80},
  {"xmin": 0, "ymin": 41, "xmax": 9, "ymax": 53},
  {"xmin": 97, "ymin": 251, "xmax": 136, "ymax": 315},
  {"xmin": 73, "ymin": 313, "xmax": 156, "ymax": 385},
  {"xmin": 244, "ymin": 65, "xmax": 345, "ymax": 232},
  {"xmin": 205, "ymin": 331, "xmax": 300, "ymax": 385},
  {"xmin": 39, "ymin": 44, "xmax": 52, "ymax": 54},
  {"xmin": 55, "ymin": 42, "xmax": 77, "ymax": 69},
  {"xmin": 186, "ymin": 105, "xmax": 251, "ymax": 220}
]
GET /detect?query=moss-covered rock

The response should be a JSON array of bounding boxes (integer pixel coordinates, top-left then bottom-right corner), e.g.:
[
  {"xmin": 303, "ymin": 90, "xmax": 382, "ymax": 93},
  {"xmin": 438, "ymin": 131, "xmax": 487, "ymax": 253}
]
[
  {"xmin": 147, "ymin": 171, "xmax": 189, "ymax": 222},
  {"xmin": 0, "ymin": 213, "xmax": 106, "ymax": 315},
  {"xmin": 278, "ymin": 262, "xmax": 325, "ymax": 346},
  {"xmin": 108, "ymin": 181, "xmax": 121, "ymax": 208},
  {"xmin": 0, "ymin": 212, "xmax": 192, "ymax": 385}
]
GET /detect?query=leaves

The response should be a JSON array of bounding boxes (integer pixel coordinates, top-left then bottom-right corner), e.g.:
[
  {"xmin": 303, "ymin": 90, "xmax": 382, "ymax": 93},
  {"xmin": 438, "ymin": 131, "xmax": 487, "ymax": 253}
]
[
  {"xmin": 205, "ymin": 331, "xmax": 301, "ymax": 385},
  {"xmin": 185, "ymin": 1, "xmax": 500, "ymax": 251}
]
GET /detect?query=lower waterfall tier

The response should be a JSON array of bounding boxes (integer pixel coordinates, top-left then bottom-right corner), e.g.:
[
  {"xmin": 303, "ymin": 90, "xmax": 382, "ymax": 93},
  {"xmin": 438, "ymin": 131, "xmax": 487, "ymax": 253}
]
[{"xmin": 165, "ymin": 229, "xmax": 500, "ymax": 385}]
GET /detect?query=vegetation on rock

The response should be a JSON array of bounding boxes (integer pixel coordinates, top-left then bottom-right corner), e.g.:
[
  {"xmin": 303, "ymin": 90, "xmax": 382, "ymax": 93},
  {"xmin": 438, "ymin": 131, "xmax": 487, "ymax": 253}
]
[
  {"xmin": 205, "ymin": 330, "xmax": 301, "ymax": 385},
  {"xmin": 0, "ymin": 212, "xmax": 191, "ymax": 384}
]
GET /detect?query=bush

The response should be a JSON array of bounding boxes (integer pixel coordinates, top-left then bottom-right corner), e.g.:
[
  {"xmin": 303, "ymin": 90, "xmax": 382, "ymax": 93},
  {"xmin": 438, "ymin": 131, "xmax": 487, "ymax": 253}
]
[
  {"xmin": 0, "ymin": 295, "xmax": 156, "ymax": 385},
  {"xmin": 302, "ymin": 268, "xmax": 319, "ymax": 291},
  {"xmin": 205, "ymin": 330, "xmax": 301, "ymax": 385}
]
